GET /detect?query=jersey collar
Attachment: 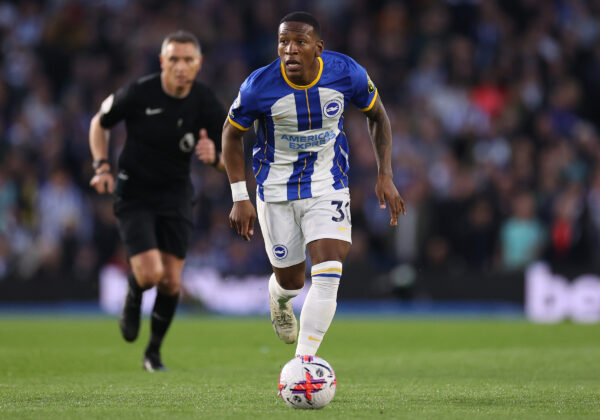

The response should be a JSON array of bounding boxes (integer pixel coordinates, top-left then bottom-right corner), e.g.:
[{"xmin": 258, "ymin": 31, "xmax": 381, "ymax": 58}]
[{"xmin": 280, "ymin": 57, "xmax": 323, "ymax": 90}]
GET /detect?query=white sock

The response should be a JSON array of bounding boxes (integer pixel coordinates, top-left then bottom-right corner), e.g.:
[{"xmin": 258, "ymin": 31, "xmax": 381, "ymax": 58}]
[
  {"xmin": 295, "ymin": 261, "xmax": 342, "ymax": 356},
  {"xmin": 268, "ymin": 273, "xmax": 301, "ymax": 308}
]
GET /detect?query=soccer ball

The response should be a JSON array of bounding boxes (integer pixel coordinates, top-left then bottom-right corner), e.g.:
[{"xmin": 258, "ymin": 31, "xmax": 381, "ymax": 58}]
[{"xmin": 278, "ymin": 355, "xmax": 337, "ymax": 409}]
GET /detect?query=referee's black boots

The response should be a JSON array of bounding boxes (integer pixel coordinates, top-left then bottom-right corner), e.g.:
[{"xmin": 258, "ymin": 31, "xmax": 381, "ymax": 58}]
[{"xmin": 142, "ymin": 351, "xmax": 167, "ymax": 372}]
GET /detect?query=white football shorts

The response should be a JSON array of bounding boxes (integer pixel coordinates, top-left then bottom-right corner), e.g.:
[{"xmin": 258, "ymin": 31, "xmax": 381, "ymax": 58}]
[{"xmin": 256, "ymin": 189, "xmax": 352, "ymax": 268}]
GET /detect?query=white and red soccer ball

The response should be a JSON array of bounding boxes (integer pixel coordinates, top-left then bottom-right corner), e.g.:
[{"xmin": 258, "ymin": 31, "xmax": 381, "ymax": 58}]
[{"xmin": 278, "ymin": 355, "xmax": 337, "ymax": 409}]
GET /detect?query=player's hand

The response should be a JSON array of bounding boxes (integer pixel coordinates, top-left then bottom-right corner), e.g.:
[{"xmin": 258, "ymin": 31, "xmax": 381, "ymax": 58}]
[
  {"xmin": 375, "ymin": 173, "xmax": 406, "ymax": 226},
  {"xmin": 229, "ymin": 200, "xmax": 257, "ymax": 241},
  {"xmin": 90, "ymin": 171, "xmax": 114, "ymax": 194},
  {"xmin": 195, "ymin": 128, "xmax": 217, "ymax": 165}
]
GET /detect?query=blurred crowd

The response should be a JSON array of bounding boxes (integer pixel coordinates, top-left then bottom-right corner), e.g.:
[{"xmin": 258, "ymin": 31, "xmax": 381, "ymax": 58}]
[{"xmin": 2, "ymin": 0, "xmax": 600, "ymax": 300}]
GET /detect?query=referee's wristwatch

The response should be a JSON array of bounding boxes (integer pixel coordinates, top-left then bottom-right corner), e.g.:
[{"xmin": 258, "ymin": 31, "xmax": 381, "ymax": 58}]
[{"xmin": 92, "ymin": 158, "xmax": 110, "ymax": 170}]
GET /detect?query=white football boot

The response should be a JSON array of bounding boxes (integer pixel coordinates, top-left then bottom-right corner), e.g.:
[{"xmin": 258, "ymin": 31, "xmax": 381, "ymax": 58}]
[{"xmin": 270, "ymin": 296, "xmax": 298, "ymax": 344}]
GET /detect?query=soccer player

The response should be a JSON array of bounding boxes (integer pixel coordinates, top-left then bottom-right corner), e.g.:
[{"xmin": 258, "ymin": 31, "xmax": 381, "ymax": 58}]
[
  {"xmin": 222, "ymin": 12, "xmax": 406, "ymax": 356},
  {"xmin": 89, "ymin": 30, "xmax": 226, "ymax": 371}
]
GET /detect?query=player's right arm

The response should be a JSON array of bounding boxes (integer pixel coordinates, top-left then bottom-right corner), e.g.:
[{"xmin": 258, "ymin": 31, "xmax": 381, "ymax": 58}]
[
  {"xmin": 89, "ymin": 111, "xmax": 114, "ymax": 194},
  {"xmin": 222, "ymin": 119, "xmax": 256, "ymax": 242}
]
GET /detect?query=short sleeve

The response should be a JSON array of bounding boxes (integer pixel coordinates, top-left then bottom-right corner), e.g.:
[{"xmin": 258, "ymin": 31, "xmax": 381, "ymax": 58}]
[
  {"xmin": 227, "ymin": 75, "xmax": 262, "ymax": 131},
  {"xmin": 348, "ymin": 59, "xmax": 378, "ymax": 112},
  {"xmin": 98, "ymin": 83, "xmax": 136, "ymax": 128}
]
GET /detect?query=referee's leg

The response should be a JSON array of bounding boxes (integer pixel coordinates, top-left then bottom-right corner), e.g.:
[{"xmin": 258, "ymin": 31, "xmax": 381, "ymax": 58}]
[
  {"xmin": 119, "ymin": 249, "xmax": 164, "ymax": 343},
  {"xmin": 141, "ymin": 252, "xmax": 183, "ymax": 372}
]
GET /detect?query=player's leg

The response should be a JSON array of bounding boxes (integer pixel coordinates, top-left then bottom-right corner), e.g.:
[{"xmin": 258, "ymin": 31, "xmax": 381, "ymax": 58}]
[
  {"xmin": 296, "ymin": 239, "xmax": 349, "ymax": 355},
  {"xmin": 142, "ymin": 252, "xmax": 183, "ymax": 372},
  {"xmin": 269, "ymin": 263, "xmax": 305, "ymax": 343},
  {"xmin": 257, "ymin": 198, "xmax": 306, "ymax": 344},
  {"xmin": 295, "ymin": 190, "xmax": 352, "ymax": 356}
]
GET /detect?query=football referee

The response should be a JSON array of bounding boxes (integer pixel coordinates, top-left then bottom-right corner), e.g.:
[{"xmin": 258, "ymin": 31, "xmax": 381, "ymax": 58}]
[{"xmin": 89, "ymin": 30, "xmax": 226, "ymax": 371}]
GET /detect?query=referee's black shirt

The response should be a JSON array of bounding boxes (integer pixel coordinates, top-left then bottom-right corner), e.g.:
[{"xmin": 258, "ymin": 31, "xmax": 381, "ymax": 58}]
[{"xmin": 99, "ymin": 73, "xmax": 226, "ymax": 197}]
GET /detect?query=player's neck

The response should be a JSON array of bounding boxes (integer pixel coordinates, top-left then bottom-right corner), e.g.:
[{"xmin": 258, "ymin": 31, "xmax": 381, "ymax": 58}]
[{"xmin": 287, "ymin": 59, "xmax": 321, "ymax": 86}]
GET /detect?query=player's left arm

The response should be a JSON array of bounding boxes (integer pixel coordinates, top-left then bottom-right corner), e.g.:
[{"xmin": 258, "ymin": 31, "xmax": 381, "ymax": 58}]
[{"xmin": 363, "ymin": 95, "xmax": 406, "ymax": 226}]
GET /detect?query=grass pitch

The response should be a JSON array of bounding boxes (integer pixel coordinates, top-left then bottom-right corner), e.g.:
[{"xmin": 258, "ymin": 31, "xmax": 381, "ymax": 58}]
[{"xmin": 0, "ymin": 315, "xmax": 599, "ymax": 419}]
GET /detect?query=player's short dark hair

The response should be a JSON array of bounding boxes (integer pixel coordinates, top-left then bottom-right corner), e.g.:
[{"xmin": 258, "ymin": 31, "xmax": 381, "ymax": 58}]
[
  {"xmin": 280, "ymin": 11, "xmax": 321, "ymax": 38},
  {"xmin": 161, "ymin": 30, "xmax": 201, "ymax": 55}
]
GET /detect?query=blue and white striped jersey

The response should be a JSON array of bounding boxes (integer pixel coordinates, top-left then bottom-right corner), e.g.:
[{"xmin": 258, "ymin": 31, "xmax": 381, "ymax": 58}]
[{"xmin": 228, "ymin": 50, "xmax": 378, "ymax": 202}]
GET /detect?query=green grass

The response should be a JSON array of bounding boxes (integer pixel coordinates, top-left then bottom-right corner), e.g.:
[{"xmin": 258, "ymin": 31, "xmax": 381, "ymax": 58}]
[{"xmin": 0, "ymin": 316, "xmax": 599, "ymax": 419}]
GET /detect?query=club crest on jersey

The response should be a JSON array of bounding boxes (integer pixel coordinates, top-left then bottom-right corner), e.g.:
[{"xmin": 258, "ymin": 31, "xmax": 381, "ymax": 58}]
[
  {"xmin": 179, "ymin": 132, "xmax": 195, "ymax": 153},
  {"xmin": 323, "ymin": 99, "xmax": 343, "ymax": 119},
  {"xmin": 273, "ymin": 245, "xmax": 288, "ymax": 259}
]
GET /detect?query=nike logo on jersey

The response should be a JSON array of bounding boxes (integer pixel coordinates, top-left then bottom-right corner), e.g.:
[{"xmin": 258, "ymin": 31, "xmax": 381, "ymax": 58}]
[
  {"xmin": 338, "ymin": 226, "xmax": 350, "ymax": 231},
  {"xmin": 273, "ymin": 115, "xmax": 289, "ymax": 120},
  {"xmin": 145, "ymin": 107, "xmax": 163, "ymax": 115},
  {"xmin": 308, "ymin": 336, "xmax": 321, "ymax": 342}
]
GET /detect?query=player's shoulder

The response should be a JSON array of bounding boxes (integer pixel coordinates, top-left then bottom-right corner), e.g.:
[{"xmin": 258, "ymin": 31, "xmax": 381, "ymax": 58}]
[
  {"xmin": 240, "ymin": 59, "xmax": 281, "ymax": 93},
  {"xmin": 322, "ymin": 50, "xmax": 364, "ymax": 74}
]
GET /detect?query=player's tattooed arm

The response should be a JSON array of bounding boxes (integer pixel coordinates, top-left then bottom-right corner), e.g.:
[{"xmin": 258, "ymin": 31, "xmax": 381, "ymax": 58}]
[
  {"xmin": 363, "ymin": 96, "xmax": 406, "ymax": 223},
  {"xmin": 363, "ymin": 96, "xmax": 393, "ymax": 177}
]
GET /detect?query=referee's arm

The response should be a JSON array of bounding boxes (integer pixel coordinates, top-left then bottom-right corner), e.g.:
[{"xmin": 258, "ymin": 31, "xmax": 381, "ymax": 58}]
[{"xmin": 89, "ymin": 112, "xmax": 115, "ymax": 194}]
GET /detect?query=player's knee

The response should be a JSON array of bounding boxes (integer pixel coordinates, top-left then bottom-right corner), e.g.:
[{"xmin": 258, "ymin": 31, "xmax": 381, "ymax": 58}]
[
  {"xmin": 309, "ymin": 240, "xmax": 350, "ymax": 266},
  {"xmin": 276, "ymin": 273, "xmax": 304, "ymax": 290},
  {"xmin": 274, "ymin": 261, "xmax": 306, "ymax": 290}
]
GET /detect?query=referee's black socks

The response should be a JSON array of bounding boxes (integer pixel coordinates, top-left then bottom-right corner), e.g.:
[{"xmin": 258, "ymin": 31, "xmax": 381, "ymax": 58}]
[
  {"xmin": 127, "ymin": 273, "xmax": 144, "ymax": 297},
  {"xmin": 146, "ymin": 292, "xmax": 179, "ymax": 355}
]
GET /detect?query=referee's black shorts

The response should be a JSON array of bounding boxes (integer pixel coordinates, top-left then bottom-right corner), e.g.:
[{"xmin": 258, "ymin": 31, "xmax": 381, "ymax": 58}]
[{"xmin": 113, "ymin": 188, "xmax": 193, "ymax": 260}]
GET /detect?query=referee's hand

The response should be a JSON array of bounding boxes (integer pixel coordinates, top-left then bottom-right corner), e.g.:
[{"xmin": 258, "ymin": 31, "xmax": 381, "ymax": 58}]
[
  {"xmin": 90, "ymin": 171, "xmax": 114, "ymax": 194},
  {"xmin": 195, "ymin": 128, "xmax": 217, "ymax": 165}
]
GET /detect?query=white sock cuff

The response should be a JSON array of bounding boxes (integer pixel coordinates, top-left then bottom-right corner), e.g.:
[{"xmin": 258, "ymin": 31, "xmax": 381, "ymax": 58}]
[
  {"xmin": 311, "ymin": 261, "xmax": 342, "ymax": 284},
  {"xmin": 268, "ymin": 273, "xmax": 301, "ymax": 299}
]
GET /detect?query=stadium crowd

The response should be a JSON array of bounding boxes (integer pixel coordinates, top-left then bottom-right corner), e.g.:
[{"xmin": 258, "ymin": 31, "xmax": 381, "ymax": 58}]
[{"xmin": 2, "ymin": 0, "xmax": 600, "ymax": 301}]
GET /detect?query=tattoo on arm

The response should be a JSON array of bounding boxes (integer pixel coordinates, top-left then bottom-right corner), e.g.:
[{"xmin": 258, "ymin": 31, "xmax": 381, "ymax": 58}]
[{"xmin": 364, "ymin": 98, "xmax": 393, "ymax": 176}]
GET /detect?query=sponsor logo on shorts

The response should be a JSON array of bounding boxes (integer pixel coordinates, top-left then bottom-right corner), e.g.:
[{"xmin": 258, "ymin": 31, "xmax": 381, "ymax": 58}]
[
  {"xmin": 273, "ymin": 244, "xmax": 288, "ymax": 259},
  {"xmin": 323, "ymin": 98, "xmax": 343, "ymax": 119}
]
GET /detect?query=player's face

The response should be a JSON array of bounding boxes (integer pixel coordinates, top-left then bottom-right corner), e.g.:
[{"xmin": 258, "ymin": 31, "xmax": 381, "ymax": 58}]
[
  {"xmin": 278, "ymin": 22, "xmax": 324, "ymax": 85},
  {"xmin": 159, "ymin": 42, "xmax": 202, "ymax": 97}
]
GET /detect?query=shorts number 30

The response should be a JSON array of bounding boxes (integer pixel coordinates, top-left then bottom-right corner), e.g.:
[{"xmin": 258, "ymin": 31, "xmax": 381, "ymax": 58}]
[{"xmin": 331, "ymin": 200, "xmax": 351, "ymax": 223}]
